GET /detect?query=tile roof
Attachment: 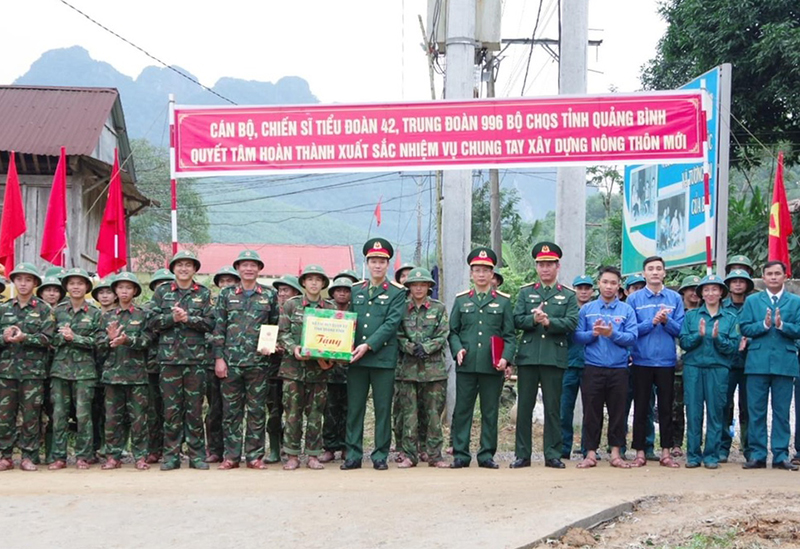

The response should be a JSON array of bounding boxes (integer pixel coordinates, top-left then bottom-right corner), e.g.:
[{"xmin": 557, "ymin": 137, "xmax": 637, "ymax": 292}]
[{"xmin": 184, "ymin": 243, "xmax": 355, "ymax": 277}]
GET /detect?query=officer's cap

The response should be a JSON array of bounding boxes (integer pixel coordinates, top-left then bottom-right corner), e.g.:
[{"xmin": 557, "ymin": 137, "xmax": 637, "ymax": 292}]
[
  {"xmin": 467, "ymin": 247, "xmax": 497, "ymax": 268},
  {"xmin": 532, "ymin": 241, "xmax": 562, "ymax": 262},
  {"xmin": 363, "ymin": 238, "xmax": 394, "ymax": 260}
]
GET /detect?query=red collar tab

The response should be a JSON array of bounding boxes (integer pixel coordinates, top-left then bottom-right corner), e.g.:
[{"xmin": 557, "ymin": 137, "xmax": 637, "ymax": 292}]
[
  {"xmin": 556, "ymin": 284, "xmax": 562, "ymax": 291},
  {"xmin": 424, "ymin": 299, "xmax": 431, "ymax": 309},
  {"xmin": 362, "ymin": 281, "xmax": 369, "ymax": 289},
  {"xmin": 382, "ymin": 282, "xmax": 388, "ymax": 290},
  {"xmin": 116, "ymin": 306, "xmax": 135, "ymax": 314},
  {"xmin": 491, "ymin": 289, "xmax": 497, "ymax": 299},
  {"xmin": 468, "ymin": 289, "xmax": 475, "ymax": 297},
  {"xmin": 170, "ymin": 282, "xmax": 178, "ymax": 291},
  {"xmin": 534, "ymin": 283, "xmax": 540, "ymax": 289},
  {"xmin": 235, "ymin": 285, "xmax": 242, "ymax": 294},
  {"xmin": 192, "ymin": 283, "xmax": 199, "ymax": 291}
]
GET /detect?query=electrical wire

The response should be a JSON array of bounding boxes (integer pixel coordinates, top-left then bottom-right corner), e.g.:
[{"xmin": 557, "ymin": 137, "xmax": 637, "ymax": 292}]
[{"xmin": 520, "ymin": 0, "xmax": 545, "ymax": 95}]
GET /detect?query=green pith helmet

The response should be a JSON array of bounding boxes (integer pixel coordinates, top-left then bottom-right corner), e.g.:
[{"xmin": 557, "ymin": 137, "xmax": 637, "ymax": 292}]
[
  {"xmin": 624, "ymin": 274, "xmax": 645, "ymax": 289},
  {"xmin": 334, "ymin": 269, "xmax": 359, "ymax": 283},
  {"xmin": 467, "ymin": 247, "xmax": 497, "ymax": 267},
  {"xmin": 111, "ymin": 271, "xmax": 143, "ymax": 298},
  {"xmin": 678, "ymin": 275, "xmax": 702, "ymax": 295},
  {"xmin": 0, "ymin": 277, "xmax": 6, "ymax": 293},
  {"xmin": 169, "ymin": 250, "xmax": 201, "ymax": 273},
  {"xmin": 724, "ymin": 269, "xmax": 755, "ymax": 294},
  {"xmin": 363, "ymin": 238, "xmax": 394, "ymax": 259},
  {"xmin": 36, "ymin": 276, "xmax": 65, "ymax": 299},
  {"xmin": 233, "ymin": 249, "xmax": 265, "ymax": 271},
  {"xmin": 299, "ymin": 264, "xmax": 330, "ymax": 289},
  {"xmin": 61, "ymin": 267, "xmax": 93, "ymax": 291},
  {"xmin": 213, "ymin": 265, "xmax": 240, "ymax": 288},
  {"xmin": 273, "ymin": 275, "xmax": 302, "ymax": 295},
  {"xmin": 9, "ymin": 262, "xmax": 42, "ymax": 286},
  {"xmin": 404, "ymin": 267, "xmax": 436, "ymax": 287},
  {"xmin": 44, "ymin": 266, "xmax": 67, "ymax": 280},
  {"xmin": 328, "ymin": 276, "xmax": 353, "ymax": 292},
  {"xmin": 91, "ymin": 276, "xmax": 117, "ymax": 301},
  {"xmin": 394, "ymin": 262, "xmax": 416, "ymax": 283},
  {"xmin": 695, "ymin": 274, "xmax": 729, "ymax": 299},
  {"xmin": 149, "ymin": 268, "xmax": 175, "ymax": 290},
  {"xmin": 725, "ymin": 255, "xmax": 754, "ymax": 275},
  {"xmin": 492, "ymin": 270, "xmax": 504, "ymax": 287}
]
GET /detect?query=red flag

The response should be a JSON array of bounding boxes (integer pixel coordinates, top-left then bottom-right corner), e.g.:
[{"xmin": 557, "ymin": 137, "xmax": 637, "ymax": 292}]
[
  {"xmin": 373, "ymin": 196, "xmax": 382, "ymax": 226},
  {"xmin": 769, "ymin": 151, "xmax": 792, "ymax": 276},
  {"xmin": 394, "ymin": 248, "xmax": 401, "ymax": 272},
  {"xmin": 0, "ymin": 151, "xmax": 27, "ymax": 274},
  {"xmin": 96, "ymin": 149, "xmax": 127, "ymax": 276},
  {"xmin": 40, "ymin": 146, "xmax": 68, "ymax": 266}
]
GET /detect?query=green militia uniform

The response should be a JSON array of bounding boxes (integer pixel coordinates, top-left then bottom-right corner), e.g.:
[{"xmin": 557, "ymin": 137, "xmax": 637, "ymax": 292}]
[
  {"xmin": 150, "ymin": 281, "xmax": 214, "ymax": 467},
  {"xmin": 0, "ymin": 297, "xmax": 55, "ymax": 462},
  {"xmin": 278, "ymin": 296, "xmax": 332, "ymax": 457},
  {"xmin": 50, "ymin": 301, "xmax": 103, "ymax": 462},
  {"xmin": 212, "ymin": 283, "xmax": 278, "ymax": 463},
  {"xmin": 99, "ymin": 306, "xmax": 153, "ymax": 461},
  {"xmin": 396, "ymin": 296, "xmax": 450, "ymax": 465}
]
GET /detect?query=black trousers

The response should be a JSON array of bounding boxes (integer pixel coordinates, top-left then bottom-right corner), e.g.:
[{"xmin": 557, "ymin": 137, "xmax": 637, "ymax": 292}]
[
  {"xmin": 582, "ymin": 365, "xmax": 629, "ymax": 451},
  {"xmin": 632, "ymin": 365, "xmax": 675, "ymax": 450}
]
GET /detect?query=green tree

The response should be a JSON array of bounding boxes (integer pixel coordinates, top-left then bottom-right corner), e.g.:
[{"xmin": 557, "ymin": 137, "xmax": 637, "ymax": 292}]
[
  {"xmin": 470, "ymin": 178, "xmax": 526, "ymax": 253},
  {"xmin": 129, "ymin": 139, "xmax": 210, "ymax": 272},
  {"xmin": 641, "ymin": 0, "xmax": 800, "ymax": 166}
]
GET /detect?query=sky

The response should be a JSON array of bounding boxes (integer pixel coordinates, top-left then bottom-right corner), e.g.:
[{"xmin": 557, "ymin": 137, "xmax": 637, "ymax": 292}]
[{"xmin": 2, "ymin": 0, "xmax": 667, "ymax": 103}]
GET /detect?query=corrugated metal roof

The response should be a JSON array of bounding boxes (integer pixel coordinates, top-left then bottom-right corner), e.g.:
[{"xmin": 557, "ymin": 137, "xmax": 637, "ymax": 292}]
[{"xmin": 0, "ymin": 85, "xmax": 119, "ymax": 156}]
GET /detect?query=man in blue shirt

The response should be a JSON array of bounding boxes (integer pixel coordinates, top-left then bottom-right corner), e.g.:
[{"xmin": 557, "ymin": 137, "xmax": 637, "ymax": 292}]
[
  {"xmin": 626, "ymin": 256, "xmax": 685, "ymax": 468},
  {"xmin": 574, "ymin": 266, "xmax": 638, "ymax": 469}
]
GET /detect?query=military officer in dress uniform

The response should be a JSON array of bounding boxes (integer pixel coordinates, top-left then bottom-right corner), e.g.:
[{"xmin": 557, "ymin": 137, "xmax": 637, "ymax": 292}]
[
  {"xmin": 511, "ymin": 242, "xmax": 578, "ymax": 469},
  {"xmin": 449, "ymin": 247, "xmax": 516, "ymax": 469},
  {"xmin": 341, "ymin": 238, "xmax": 406, "ymax": 471}
]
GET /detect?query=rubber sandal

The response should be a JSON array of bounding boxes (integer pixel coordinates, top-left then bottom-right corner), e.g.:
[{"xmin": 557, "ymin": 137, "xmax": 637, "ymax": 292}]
[
  {"xmin": 670, "ymin": 447, "xmax": 684, "ymax": 458},
  {"xmin": 610, "ymin": 457, "xmax": 631, "ymax": 469},
  {"xmin": 659, "ymin": 455, "xmax": 680, "ymax": 468},
  {"xmin": 630, "ymin": 456, "xmax": 647, "ymax": 468},
  {"xmin": 576, "ymin": 456, "xmax": 597, "ymax": 469},
  {"xmin": 307, "ymin": 458, "xmax": 324, "ymax": 470}
]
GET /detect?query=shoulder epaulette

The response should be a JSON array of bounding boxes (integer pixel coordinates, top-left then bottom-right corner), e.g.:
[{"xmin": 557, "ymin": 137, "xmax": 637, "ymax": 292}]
[
  {"xmin": 520, "ymin": 282, "xmax": 536, "ymax": 288},
  {"xmin": 390, "ymin": 280, "xmax": 405, "ymax": 289},
  {"xmin": 456, "ymin": 289, "xmax": 471, "ymax": 297},
  {"xmin": 560, "ymin": 284, "xmax": 575, "ymax": 293},
  {"xmin": 496, "ymin": 290, "xmax": 510, "ymax": 298}
]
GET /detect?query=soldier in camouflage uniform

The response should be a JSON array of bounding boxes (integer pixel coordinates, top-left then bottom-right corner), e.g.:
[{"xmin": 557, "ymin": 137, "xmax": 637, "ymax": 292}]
[
  {"xmin": 205, "ymin": 265, "xmax": 239, "ymax": 463},
  {"xmin": 391, "ymin": 262, "xmax": 414, "ymax": 459},
  {"xmin": 278, "ymin": 265, "xmax": 334, "ymax": 470},
  {"xmin": 90, "ymin": 276, "xmax": 117, "ymax": 460},
  {"xmin": 319, "ymin": 276, "xmax": 352, "ymax": 463},
  {"xmin": 35, "ymin": 275, "xmax": 65, "ymax": 465},
  {"xmin": 213, "ymin": 250, "xmax": 279, "ymax": 470},
  {"xmin": 395, "ymin": 268, "xmax": 450, "ymax": 468},
  {"xmin": 143, "ymin": 268, "xmax": 174, "ymax": 464},
  {"xmin": 48, "ymin": 268, "xmax": 103, "ymax": 470},
  {"xmin": 264, "ymin": 274, "xmax": 302, "ymax": 463},
  {"xmin": 99, "ymin": 273, "xmax": 152, "ymax": 470},
  {"xmin": 0, "ymin": 264, "xmax": 55, "ymax": 472},
  {"xmin": 149, "ymin": 251, "xmax": 214, "ymax": 470}
]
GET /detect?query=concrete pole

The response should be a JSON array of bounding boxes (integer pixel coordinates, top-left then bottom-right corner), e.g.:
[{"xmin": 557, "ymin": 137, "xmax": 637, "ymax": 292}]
[
  {"xmin": 486, "ymin": 52, "xmax": 502, "ymax": 265},
  {"xmin": 555, "ymin": 0, "xmax": 588, "ymax": 284},
  {"xmin": 442, "ymin": 0, "xmax": 476, "ymax": 424}
]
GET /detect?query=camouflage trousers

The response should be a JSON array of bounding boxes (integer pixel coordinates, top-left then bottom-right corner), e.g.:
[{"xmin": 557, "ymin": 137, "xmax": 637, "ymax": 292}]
[
  {"xmin": 323, "ymin": 383, "xmax": 347, "ymax": 452},
  {"xmin": 266, "ymin": 378, "xmax": 283, "ymax": 438},
  {"xmin": 205, "ymin": 370, "xmax": 224, "ymax": 458},
  {"xmin": 395, "ymin": 380, "xmax": 447, "ymax": 464},
  {"xmin": 92, "ymin": 384, "xmax": 105, "ymax": 456},
  {"xmin": 104, "ymin": 384, "xmax": 149, "ymax": 461},
  {"xmin": 282, "ymin": 380, "xmax": 327, "ymax": 456},
  {"xmin": 147, "ymin": 372, "xmax": 163, "ymax": 457},
  {"xmin": 41, "ymin": 379, "xmax": 54, "ymax": 463},
  {"xmin": 161, "ymin": 365, "xmax": 207, "ymax": 464},
  {"xmin": 0, "ymin": 378, "xmax": 44, "ymax": 461},
  {"xmin": 393, "ymin": 382, "xmax": 429, "ymax": 454},
  {"xmin": 221, "ymin": 365, "xmax": 267, "ymax": 463},
  {"xmin": 51, "ymin": 378, "xmax": 96, "ymax": 461}
]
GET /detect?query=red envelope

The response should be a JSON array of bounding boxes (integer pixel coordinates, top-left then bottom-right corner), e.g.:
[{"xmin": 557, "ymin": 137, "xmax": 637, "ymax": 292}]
[{"xmin": 491, "ymin": 336, "xmax": 505, "ymax": 370}]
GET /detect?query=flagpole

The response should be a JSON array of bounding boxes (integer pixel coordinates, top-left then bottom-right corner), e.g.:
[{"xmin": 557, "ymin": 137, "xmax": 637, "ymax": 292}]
[
  {"xmin": 169, "ymin": 94, "xmax": 179, "ymax": 258},
  {"xmin": 701, "ymin": 84, "xmax": 713, "ymax": 276}
]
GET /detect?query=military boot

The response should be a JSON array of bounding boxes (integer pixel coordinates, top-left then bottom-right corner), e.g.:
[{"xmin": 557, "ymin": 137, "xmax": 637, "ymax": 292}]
[{"xmin": 265, "ymin": 433, "xmax": 281, "ymax": 463}]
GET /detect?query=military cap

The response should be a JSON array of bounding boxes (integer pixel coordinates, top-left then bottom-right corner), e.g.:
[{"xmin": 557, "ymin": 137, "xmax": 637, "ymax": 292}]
[
  {"xmin": 695, "ymin": 274, "xmax": 728, "ymax": 299},
  {"xmin": 678, "ymin": 275, "xmax": 702, "ymax": 294},
  {"xmin": 532, "ymin": 241, "xmax": 562, "ymax": 261},
  {"xmin": 61, "ymin": 267, "xmax": 93, "ymax": 291},
  {"xmin": 169, "ymin": 249, "xmax": 201, "ymax": 272},
  {"xmin": 148, "ymin": 268, "xmax": 175, "ymax": 290},
  {"xmin": 299, "ymin": 264, "xmax": 330, "ymax": 289},
  {"xmin": 334, "ymin": 269, "xmax": 359, "ymax": 283},
  {"xmin": 212, "ymin": 265, "xmax": 240, "ymax": 288},
  {"xmin": 111, "ymin": 271, "xmax": 143, "ymax": 298},
  {"xmin": 725, "ymin": 255, "xmax": 754, "ymax": 275},
  {"xmin": 624, "ymin": 274, "xmax": 645, "ymax": 289},
  {"xmin": 467, "ymin": 247, "xmax": 497, "ymax": 268},
  {"xmin": 91, "ymin": 276, "xmax": 116, "ymax": 301},
  {"xmin": 404, "ymin": 267, "xmax": 436, "ymax": 287},
  {"xmin": 724, "ymin": 268, "xmax": 755, "ymax": 294},
  {"xmin": 232, "ymin": 249, "xmax": 265, "ymax": 271},
  {"xmin": 394, "ymin": 262, "xmax": 416, "ymax": 283},
  {"xmin": 363, "ymin": 238, "xmax": 394, "ymax": 259},
  {"xmin": 273, "ymin": 275, "xmax": 303, "ymax": 294},
  {"xmin": 36, "ymin": 276, "xmax": 66, "ymax": 299},
  {"xmin": 573, "ymin": 274, "xmax": 594, "ymax": 287},
  {"xmin": 328, "ymin": 276, "xmax": 353, "ymax": 292},
  {"xmin": 44, "ymin": 266, "xmax": 67, "ymax": 280},
  {"xmin": 492, "ymin": 270, "xmax": 504, "ymax": 287},
  {"xmin": 9, "ymin": 262, "xmax": 42, "ymax": 286}
]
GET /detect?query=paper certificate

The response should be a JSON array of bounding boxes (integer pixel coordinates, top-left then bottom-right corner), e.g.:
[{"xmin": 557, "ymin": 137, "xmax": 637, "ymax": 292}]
[
  {"xmin": 257, "ymin": 325, "xmax": 279, "ymax": 354},
  {"xmin": 300, "ymin": 308, "xmax": 357, "ymax": 361}
]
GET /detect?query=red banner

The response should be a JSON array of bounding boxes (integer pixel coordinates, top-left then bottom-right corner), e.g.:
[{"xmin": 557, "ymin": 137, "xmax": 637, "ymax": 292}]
[{"xmin": 172, "ymin": 92, "xmax": 704, "ymax": 177}]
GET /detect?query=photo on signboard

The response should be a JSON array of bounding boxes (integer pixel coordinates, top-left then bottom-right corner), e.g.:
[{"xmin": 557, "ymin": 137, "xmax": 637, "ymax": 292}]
[
  {"xmin": 627, "ymin": 165, "xmax": 657, "ymax": 226},
  {"xmin": 656, "ymin": 191, "xmax": 687, "ymax": 255}
]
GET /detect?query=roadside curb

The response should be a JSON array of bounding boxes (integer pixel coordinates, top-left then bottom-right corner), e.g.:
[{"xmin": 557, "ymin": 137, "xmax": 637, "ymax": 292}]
[{"xmin": 517, "ymin": 500, "xmax": 636, "ymax": 548}]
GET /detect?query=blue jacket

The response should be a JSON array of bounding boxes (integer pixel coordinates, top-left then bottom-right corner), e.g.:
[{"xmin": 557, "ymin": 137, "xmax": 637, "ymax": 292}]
[
  {"xmin": 679, "ymin": 304, "xmax": 739, "ymax": 368},
  {"xmin": 574, "ymin": 297, "xmax": 638, "ymax": 368},
  {"xmin": 626, "ymin": 286, "xmax": 685, "ymax": 367},
  {"xmin": 739, "ymin": 289, "xmax": 800, "ymax": 377}
]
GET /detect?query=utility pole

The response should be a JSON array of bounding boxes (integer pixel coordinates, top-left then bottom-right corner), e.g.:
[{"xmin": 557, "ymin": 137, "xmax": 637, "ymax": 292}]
[
  {"xmin": 485, "ymin": 51, "xmax": 502, "ymax": 265},
  {"xmin": 555, "ymin": 0, "xmax": 588, "ymax": 284},
  {"xmin": 415, "ymin": 176, "xmax": 423, "ymax": 265}
]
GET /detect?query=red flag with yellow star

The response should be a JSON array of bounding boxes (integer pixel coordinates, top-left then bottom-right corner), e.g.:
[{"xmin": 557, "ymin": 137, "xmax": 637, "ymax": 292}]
[{"xmin": 769, "ymin": 152, "xmax": 792, "ymax": 276}]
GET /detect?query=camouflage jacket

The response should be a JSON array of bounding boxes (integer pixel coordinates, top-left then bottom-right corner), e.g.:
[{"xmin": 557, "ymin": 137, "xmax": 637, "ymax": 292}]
[
  {"xmin": 213, "ymin": 283, "xmax": 279, "ymax": 368},
  {"xmin": 149, "ymin": 281, "xmax": 214, "ymax": 366},
  {"xmin": 98, "ymin": 306, "xmax": 152, "ymax": 385},
  {"xmin": 396, "ymin": 297, "xmax": 449, "ymax": 382},
  {"xmin": 278, "ymin": 296, "xmax": 333, "ymax": 383},
  {"xmin": 0, "ymin": 297, "xmax": 55, "ymax": 380},
  {"xmin": 51, "ymin": 301, "xmax": 103, "ymax": 381}
]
